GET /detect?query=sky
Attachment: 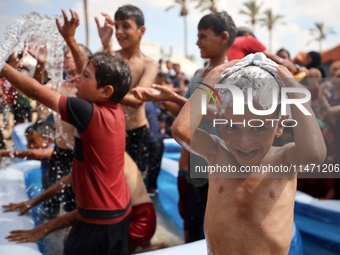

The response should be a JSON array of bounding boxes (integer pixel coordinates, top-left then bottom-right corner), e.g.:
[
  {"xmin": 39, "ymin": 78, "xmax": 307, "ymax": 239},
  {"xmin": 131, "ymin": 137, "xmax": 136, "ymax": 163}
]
[{"xmin": 0, "ymin": 0, "xmax": 340, "ymax": 67}]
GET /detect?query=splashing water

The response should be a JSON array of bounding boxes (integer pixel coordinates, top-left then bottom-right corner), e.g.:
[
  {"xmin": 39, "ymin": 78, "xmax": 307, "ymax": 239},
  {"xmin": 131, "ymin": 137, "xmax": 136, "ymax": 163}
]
[
  {"xmin": 0, "ymin": 12, "xmax": 67, "ymax": 155},
  {"xmin": 0, "ymin": 12, "xmax": 65, "ymax": 89}
]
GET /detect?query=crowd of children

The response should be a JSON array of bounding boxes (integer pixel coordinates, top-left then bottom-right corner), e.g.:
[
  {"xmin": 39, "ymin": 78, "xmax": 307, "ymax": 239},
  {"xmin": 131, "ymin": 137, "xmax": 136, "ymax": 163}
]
[{"xmin": 0, "ymin": 4, "xmax": 338, "ymax": 255}]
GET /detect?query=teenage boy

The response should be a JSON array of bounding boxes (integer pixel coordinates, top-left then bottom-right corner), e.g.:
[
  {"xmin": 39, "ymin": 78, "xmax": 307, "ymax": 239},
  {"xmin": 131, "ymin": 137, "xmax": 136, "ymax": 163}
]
[
  {"xmin": 0, "ymin": 9, "xmax": 132, "ymax": 255},
  {"xmin": 95, "ymin": 5, "xmax": 158, "ymax": 173},
  {"xmin": 182, "ymin": 12, "xmax": 237, "ymax": 242},
  {"xmin": 132, "ymin": 11, "xmax": 238, "ymax": 242},
  {"xmin": 172, "ymin": 53, "xmax": 326, "ymax": 255}
]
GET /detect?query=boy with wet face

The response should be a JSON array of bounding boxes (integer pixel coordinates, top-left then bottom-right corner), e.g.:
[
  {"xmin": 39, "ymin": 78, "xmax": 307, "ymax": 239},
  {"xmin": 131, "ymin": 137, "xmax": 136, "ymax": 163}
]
[
  {"xmin": 0, "ymin": 21, "xmax": 132, "ymax": 255},
  {"xmin": 172, "ymin": 54, "xmax": 326, "ymax": 255},
  {"xmin": 96, "ymin": 5, "xmax": 158, "ymax": 173}
]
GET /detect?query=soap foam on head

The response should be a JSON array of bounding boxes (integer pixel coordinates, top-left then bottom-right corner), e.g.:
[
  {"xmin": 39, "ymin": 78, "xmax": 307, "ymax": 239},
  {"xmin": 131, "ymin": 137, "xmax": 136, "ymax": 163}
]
[{"xmin": 216, "ymin": 53, "xmax": 281, "ymax": 115}]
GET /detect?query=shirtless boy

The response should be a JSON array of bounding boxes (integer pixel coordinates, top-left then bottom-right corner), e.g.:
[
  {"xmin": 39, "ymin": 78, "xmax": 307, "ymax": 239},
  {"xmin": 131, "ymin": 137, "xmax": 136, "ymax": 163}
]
[
  {"xmin": 172, "ymin": 53, "xmax": 326, "ymax": 255},
  {"xmin": 95, "ymin": 5, "xmax": 158, "ymax": 172}
]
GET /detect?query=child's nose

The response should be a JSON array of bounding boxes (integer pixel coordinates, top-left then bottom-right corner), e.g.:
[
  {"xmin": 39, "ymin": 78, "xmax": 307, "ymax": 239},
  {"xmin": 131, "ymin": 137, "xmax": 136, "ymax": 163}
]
[
  {"xmin": 115, "ymin": 26, "xmax": 122, "ymax": 35},
  {"xmin": 238, "ymin": 134, "xmax": 252, "ymax": 147}
]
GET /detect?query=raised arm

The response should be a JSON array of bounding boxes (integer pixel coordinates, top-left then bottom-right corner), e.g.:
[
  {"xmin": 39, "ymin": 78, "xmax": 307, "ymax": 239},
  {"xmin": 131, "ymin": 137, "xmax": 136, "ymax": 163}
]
[
  {"xmin": 0, "ymin": 63, "xmax": 60, "ymax": 112},
  {"xmin": 95, "ymin": 13, "xmax": 114, "ymax": 53},
  {"xmin": 263, "ymin": 49, "xmax": 298, "ymax": 73},
  {"xmin": 2, "ymin": 174, "xmax": 72, "ymax": 216},
  {"xmin": 277, "ymin": 66, "xmax": 327, "ymax": 165},
  {"xmin": 121, "ymin": 58, "xmax": 158, "ymax": 108},
  {"xmin": 56, "ymin": 9, "xmax": 86, "ymax": 73},
  {"xmin": 6, "ymin": 209, "xmax": 77, "ymax": 243},
  {"xmin": 172, "ymin": 61, "xmax": 240, "ymax": 148},
  {"xmin": 28, "ymin": 45, "xmax": 47, "ymax": 85},
  {"xmin": 132, "ymin": 84, "xmax": 187, "ymax": 116}
]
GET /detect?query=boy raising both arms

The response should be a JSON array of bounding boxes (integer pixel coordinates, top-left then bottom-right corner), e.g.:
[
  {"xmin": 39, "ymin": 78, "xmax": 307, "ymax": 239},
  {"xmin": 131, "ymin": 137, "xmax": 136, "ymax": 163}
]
[
  {"xmin": 0, "ymin": 9, "xmax": 132, "ymax": 254},
  {"xmin": 95, "ymin": 5, "xmax": 158, "ymax": 172},
  {"xmin": 172, "ymin": 53, "xmax": 326, "ymax": 255}
]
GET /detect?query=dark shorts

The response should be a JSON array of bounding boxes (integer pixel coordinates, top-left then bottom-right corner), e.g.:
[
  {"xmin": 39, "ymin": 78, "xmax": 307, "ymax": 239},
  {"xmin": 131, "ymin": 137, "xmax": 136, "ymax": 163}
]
[
  {"xmin": 126, "ymin": 125, "xmax": 149, "ymax": 172},
  {"xmin": 129, "ymin": 202, "xmax": 156, "ymax": 252},
  {"xmin": 64, "ymin": 213, "xmax": 131, "ymax": 255},
  {"xmin": 43, "ymin": 146, "xmax": 75, "ymax": 214},
  {"xmin": 144, "ymin": 139, "xmax": 164, "ymax": 191}
]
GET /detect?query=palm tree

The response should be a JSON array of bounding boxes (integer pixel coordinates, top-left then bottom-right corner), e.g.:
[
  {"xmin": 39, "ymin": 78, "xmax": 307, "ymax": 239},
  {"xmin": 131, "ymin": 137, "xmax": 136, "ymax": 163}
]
[
  {"xmin": 84, "ymin": 0, "xmax": 89, "ymax": 47},
  {"xmin": 239, "ymin": 0, "xmax": 263, "ymax": 34},
  {"xmin": 166, "ymin": 0, "xmax": 189, "ymax": 58},
  {"xmin": 259, "ymin": 8, "xmax": 284, "ymax": 52},
  {"xmin": 309, "ymin": 22, "xmax": 336, "ymax": 51},
  {"xmin": 193, "ymin": 0, "xmax": 218, "ymax": 13}
]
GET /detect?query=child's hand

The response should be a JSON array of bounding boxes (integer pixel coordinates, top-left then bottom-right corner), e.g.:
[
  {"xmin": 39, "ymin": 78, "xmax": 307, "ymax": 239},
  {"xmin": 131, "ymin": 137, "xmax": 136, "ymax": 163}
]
[
  {"xmin": 272, "ymin": 64, "xmax": 300, "ymax": 87},
  {"xmin": 95, "ymin": 13, "xmax": 114, "ymax": 48},
  {"xmin": 207, "ymin": 59, "xmax": 245, "ymax": 79},
  {"xmin": 56, "ymin": 9, "xmax": 80, "ymax": 42},
  {"xmin": 6, "ymin": 227, "xmax": 46, "ymax": 243},
  {"xmin": 132, "ymin": 84, "xmax": 175, "ymax": 102},
  {"xmin": 28, "ymin": 45, "xmax": 47, "ymax": 64},
  {"xmin": 2, "ymin": 201, "xmax": 33, "ymax": 216}
]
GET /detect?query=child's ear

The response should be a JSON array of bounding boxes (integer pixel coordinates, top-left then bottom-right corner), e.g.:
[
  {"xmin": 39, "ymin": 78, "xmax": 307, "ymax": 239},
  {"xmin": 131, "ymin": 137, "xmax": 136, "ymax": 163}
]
[
  {"xmin": 101, "ymin": 85, "xmax": 114, "ymax": 99},
  {"xmin": 275, "ymin": 114, "xmax": 289, "ymax": 138},
  {"xmin": 221, "ymin": 31, "xmax": 230, "ymax": 46},
  {"xmin": 139, "ymin": 25, "xmax": 146, "ymax": 36}
]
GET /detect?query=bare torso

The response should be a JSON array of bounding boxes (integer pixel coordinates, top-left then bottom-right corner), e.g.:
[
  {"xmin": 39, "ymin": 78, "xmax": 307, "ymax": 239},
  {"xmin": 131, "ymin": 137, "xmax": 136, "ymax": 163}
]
[
  {"xmin": 116, "ymin": 50, "xmax": 156, "ymax": 131},
  {"xmin": 124, "ymin": 152, "xmax": 150, "ymax": 206},
  {"xmin": 204, "ymin": 140, "xmax": 297, "ymax": 255}
]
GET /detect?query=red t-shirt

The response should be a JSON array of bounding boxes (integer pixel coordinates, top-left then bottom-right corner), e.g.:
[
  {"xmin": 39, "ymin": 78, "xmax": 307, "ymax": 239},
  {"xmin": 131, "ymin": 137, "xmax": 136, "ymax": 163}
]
[
  {"xmin": 59, "ymin": 95, "xmax": 131, "ymax": 224},
  {"xmin": 227, "ymin": 36, "xmax": 266, "ymax": 61}
]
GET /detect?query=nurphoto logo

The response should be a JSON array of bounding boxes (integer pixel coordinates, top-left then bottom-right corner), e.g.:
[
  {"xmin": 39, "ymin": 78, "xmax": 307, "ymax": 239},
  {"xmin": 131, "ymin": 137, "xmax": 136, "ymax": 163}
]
[{"xmin": 199, "ymin": 81, "xmax": 312, "ymax": 128}]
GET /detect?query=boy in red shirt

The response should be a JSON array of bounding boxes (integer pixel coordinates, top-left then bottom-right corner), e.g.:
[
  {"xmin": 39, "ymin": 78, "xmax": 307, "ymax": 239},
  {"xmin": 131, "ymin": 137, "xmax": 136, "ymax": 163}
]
[{"xmin": 0, "ymin": 10, "xmax": 132, "ymax": 255}]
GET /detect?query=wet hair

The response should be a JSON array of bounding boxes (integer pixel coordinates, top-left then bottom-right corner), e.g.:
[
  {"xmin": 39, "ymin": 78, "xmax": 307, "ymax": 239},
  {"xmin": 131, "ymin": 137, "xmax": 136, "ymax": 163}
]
[
  {"xmin": 307, "ymin": 51, "xmax": 321, "ymax": 68},
  {"xmin": 276, "ymin": 48, "xmax": 290, "ymax": 59},
  {"xmin": 88, "ymin": 52, "xmax": 131, "ymax": 103},
  {"xmin": 25, "ymin": 120, "xmax": 55, "ymax": 142},
  {"xmin": 115, "ymin": 5, "xmax": 144, "ymax": 28},
  {"xmin": 198, "ymin": 11, "xmax": 237, "ymax": 48},
  {"xmin": 217, "ymin": 65, "xmax": 280, "ymax": 115},
  {"xmin": 237, "ymin": 27, "xmax": 255, "ymax": 37}
]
